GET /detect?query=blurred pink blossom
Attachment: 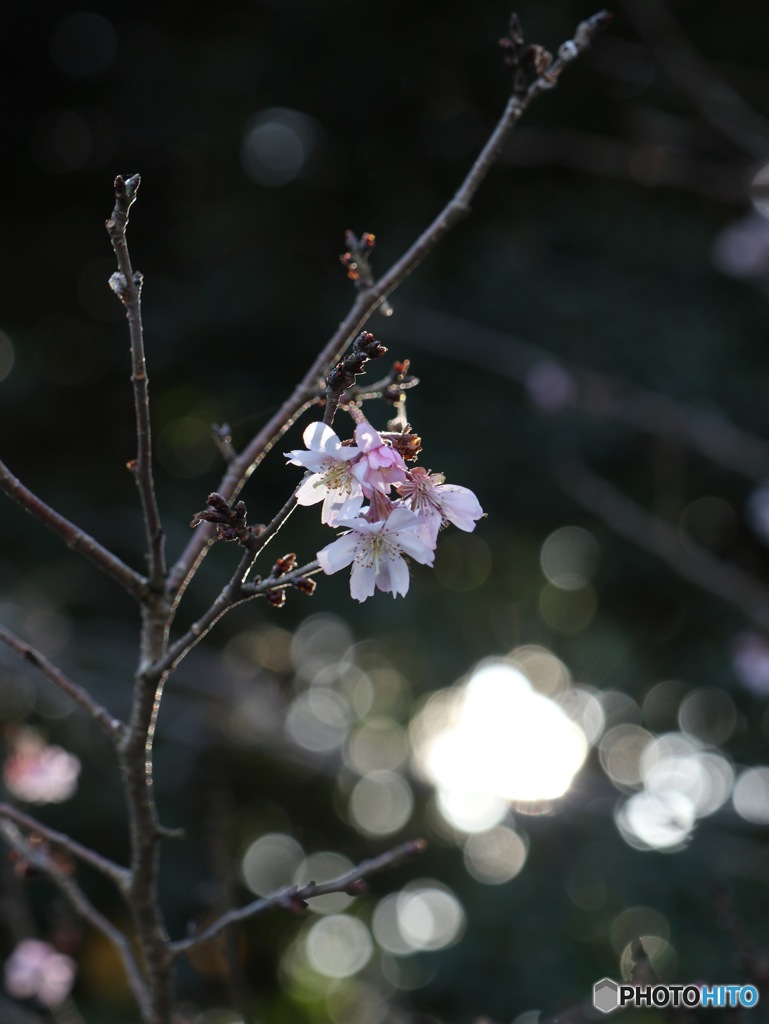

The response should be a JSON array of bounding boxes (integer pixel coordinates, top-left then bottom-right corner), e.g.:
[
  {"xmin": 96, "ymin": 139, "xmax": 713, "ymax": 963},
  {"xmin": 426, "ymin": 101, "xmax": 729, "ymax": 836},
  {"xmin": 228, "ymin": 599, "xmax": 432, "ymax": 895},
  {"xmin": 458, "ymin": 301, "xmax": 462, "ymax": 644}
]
[
  {"xmin": 4, "ymin": 939, "xmax": 76, "ymax": 1007},
  {"xmin": 525, "ymin": 360, "xmax": 576, "ymax": 413},
  {"xmin": 3, "ymin": 729, "xmax": 80, "ymax": 804},
  {"xmin": 711, "ymin": 213, "xmax": 769, "ymax": 281},
  {"xmin": 733, "ymin": 633, "xmax": 769, "ymax": 697}
]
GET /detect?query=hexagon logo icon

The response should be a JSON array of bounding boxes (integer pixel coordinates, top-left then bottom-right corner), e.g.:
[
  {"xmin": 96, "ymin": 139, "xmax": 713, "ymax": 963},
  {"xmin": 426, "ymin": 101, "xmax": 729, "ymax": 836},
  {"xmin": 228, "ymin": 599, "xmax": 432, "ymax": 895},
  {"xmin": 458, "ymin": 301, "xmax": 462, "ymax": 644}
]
[{"xmin": 594, "ymin": 978, "xmax": 620, "ymax": 1014}]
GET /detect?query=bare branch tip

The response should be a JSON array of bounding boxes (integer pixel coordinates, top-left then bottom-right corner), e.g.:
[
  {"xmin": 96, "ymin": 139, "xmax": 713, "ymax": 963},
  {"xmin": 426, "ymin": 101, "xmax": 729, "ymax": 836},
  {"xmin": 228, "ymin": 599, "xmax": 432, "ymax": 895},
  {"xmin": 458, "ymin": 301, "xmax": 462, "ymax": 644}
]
[{"xmin": 114, "ymin": 172, "xmax": 142, "ymax": 201}]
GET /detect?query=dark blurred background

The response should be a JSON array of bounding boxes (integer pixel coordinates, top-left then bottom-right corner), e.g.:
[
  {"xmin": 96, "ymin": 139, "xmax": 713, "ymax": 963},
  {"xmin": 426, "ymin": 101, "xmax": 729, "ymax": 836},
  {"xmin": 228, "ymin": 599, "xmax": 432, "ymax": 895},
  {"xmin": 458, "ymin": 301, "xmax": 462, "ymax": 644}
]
[{"xmin": 2, "ymin": 1, "xmax": 769, "ymax": 1021}]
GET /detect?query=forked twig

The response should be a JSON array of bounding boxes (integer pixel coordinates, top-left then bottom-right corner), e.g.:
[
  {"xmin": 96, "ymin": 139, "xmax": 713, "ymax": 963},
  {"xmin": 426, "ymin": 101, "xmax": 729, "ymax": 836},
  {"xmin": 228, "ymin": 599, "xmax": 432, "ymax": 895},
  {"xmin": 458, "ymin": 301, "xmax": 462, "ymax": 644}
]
[
  {"xmin": 171, "ymin": 838, "xmax": 426, "ymax": 957},
  {"xmin": 167, "ymin": 10, "xmax": 612, "ymax": 606}
]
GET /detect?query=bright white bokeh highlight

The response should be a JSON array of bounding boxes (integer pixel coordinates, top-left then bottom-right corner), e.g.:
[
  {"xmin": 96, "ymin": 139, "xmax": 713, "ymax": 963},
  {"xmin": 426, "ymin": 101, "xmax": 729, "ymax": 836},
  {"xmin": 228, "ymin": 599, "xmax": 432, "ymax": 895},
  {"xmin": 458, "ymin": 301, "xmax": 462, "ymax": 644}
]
[
  {"xmin": 411, "ymin": 660, "xmax": 591, "ymax": 827},
  {"xmin": 614, "ymin": 732, "xmax": 734, "ymax": 851},
  {"xmin": 371, "ymin": 881, "xmax": 464, "ymax": 955}
]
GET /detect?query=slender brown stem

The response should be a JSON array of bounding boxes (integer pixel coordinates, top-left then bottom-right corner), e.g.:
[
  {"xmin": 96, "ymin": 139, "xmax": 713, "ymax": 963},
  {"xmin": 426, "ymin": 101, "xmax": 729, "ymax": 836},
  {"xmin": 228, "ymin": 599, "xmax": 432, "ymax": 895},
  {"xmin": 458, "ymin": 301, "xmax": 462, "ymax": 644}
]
[
  {"xmin": 0, "ymin": 626, "xmax": 124, "ymax": 741},
  {"xmin": 0, "ymin": 803, "xmax": 129, "ymax": 890},
  {"xmin": 105, "ymin": 174, "xmax": 176, "ymax": 1022},
  {"xmin": 167, "ymin": 11, "xmax": 610, "ymax": 604},
  {"xmin": 105, "ymin": 174, "xmax": 167, "ymax": 594},
  {"xmin": 239, "ymin": 559, "xmax": 321, "ymax": 597},
  {"xmin": 155, "ymin": 552, "xmax": 320, "ymax": 681},
  {"xmin": 0, "ymin": 821, "xmax": 150, "ymax": 1018},
  {"xmin": 171, "ymin": 838, "xmax": 426, "ymax": 958},
  {"xmin": 120, "ymin": 674, "xmax": 173, "ymax": 1024},
  {"xmin": 0, "ymin": 460, "xmax": 146, "ymax": 600}
]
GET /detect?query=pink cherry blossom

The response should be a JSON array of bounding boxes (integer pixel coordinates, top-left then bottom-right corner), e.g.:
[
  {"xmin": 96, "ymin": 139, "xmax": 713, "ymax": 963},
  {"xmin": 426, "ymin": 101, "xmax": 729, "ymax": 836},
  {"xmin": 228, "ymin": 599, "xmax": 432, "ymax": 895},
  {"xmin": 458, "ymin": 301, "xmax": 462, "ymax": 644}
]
[
  {"xmin": 4, "ymin": 939, "xmax": 76, "ymax": 1007},
  {"xmin": 317, "ymin": 506, "xmax": 435, "ymax": 601},
  {"xmin": 351, "ymin": 421, "xmax": 408, "ymax": 496},
  {"xmin": 3, "ymin": 729, "xmax": 80, "ymax": 804},
  {"xmin": 396, "ymin": 467, "xmax": 484, "ymax": 544},
  {"xmin": 285, "ymin": 422, "xmax": 364, "ymax": 524}
]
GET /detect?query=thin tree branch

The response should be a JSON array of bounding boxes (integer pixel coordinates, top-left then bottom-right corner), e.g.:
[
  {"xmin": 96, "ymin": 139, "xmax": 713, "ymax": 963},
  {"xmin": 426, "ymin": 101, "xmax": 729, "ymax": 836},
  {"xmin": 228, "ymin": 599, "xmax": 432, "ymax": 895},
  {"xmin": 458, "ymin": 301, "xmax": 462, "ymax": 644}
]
[
  {"xmin": 0, "ymin": 626, "xmax": 124, "ymax": 742},
  {"xmin": 392, "ymin": 304, "xmax": 769, "ymax": 483},
  {"xmin": 0, "ymin": 803, "xmax": 129, "ymax": 891},
  {"xmin": 0, "ymin": 460, "xmax": 146, "ymax": 600},
  {"xmin": 239, "ymin": 558, "xmax": 321, "ymax": 597},
  {"xmin": 621, "ymin": 0, "xmax": 769, "ymax": 159},
  {"xmin": 171, "ymin": 837, "xmax": 426, "ymax": 958},
  {"xmin": 167, "ymin": 398, "xmax": 318, "ymax": 608},
  {"xmin": 500, "ymin": 126, "xmax": 748, "ymax": 204},
  {"xmin": 106, "ymin": 176, "xmax": 179, "ymax": 1022},
  {"xmin": 0, "ymin": 822, "xmax": 150, "ymax": 1019},
  {"xmin": 105, "ymin": 174, "xmax": 167, "ymax": 594},
  {"xmin": 155, "ymin": 555, "xmax": 320, "ymax": 680},
  {"xmin": 558, "ymin": 460, "xmax": 769, "ymax": 631},
  {"xmin": 166, "ymin": 10, "xmax": 611, "ymax": 604}
]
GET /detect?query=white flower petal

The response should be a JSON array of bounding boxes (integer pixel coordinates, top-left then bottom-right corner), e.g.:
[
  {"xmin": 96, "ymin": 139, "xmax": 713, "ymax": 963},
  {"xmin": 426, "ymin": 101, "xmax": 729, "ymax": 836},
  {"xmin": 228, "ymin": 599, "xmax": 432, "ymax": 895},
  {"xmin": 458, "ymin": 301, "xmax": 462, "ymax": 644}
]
[
  {"xmin": 354, "ymin": 421, "xmax": 382, "ymax": 452},
  {"xmin": 438, "ymin": 485, "xmax": 484, "ymax": 531},
  {"xmin": 350, "ymin": 559, "xmax": 377, "ymax": 601},
  {"xmin": 384, "ymin": 506, "xmax": 422, "ymax": 532},
  {"xmin": 295, "ymin": 474, "xmax": 326, "ymax": 506},
  {"xmin": 317, "ymin": 533, "xmax": 359, "ymax": 574},
  {"xmin": 303, "ymin": 422, "xmax": 339, "ymax": 453},
  {"xmin": 322, "ymin": 492, "xmax": 364, "ymax": 525},
  {"xmin": 378, "ymin": 552, "xmax": 410, "ymax": 596},
  {"xmin": 396, "ymin": 529, "xmax": 435, "ymax": 565}
]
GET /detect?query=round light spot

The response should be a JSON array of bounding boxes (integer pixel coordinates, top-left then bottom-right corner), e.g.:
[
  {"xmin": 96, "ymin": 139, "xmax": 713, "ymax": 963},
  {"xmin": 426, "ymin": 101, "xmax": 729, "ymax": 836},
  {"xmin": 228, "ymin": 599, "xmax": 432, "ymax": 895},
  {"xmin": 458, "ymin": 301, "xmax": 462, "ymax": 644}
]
[
  {"xmin": 615, "ymin": 791, "xmax": 695, "ymax": 851},
  {"xmin": 412, "ymin": 661, "xmax": 589, "ymax": 812},
  {"xmin": 540, "ymin": 526, "xmax": 599, "ymax": 590},
  {"xmin": 599, "ymin": 725, "xmax": 653, "ymax": 789},
  {"xmin": 733, "ymin": 767, "xmax": 769, "ymax": 824},
  {"xmin": 463, "ymin": 826, "xmax": 528, "ymax": 884},
  {"xmin": 305, "ymin": 915, "xmax": 372, "ymax": 978},
  {"xmin": 291, "ymin": 614, "xmax": 353, "ymax": 679},
  {"xmin": 346, "ymin": 717, "xmax": 409, "ymax": 774},
  {"xmin": 678, "ymin": 688, "xmax": 736, "ymax": 746},
  {"xmin": 294, "ymin": 852, "xmax": 355, "ymax": 915},
  {"xmin": 348, "ymin": 771, "xmax": 413, "ymax": 837},
  {"xmin": 50, "ymin": 13, "xmax": 117, "ymax": 78},
  {"xmin": 286, "ymin": 689, "xmax": 351, "ymax": 753},
  {"xmin": 372, "ymin": 894, "xmax": 413, "ymax": 956},
  {"xmin": 619, "ymin": 936, "xmax": 677, "ymax": 980},
  {"xmin": 241, "ymin": 833, "xmax": 303, "ymax": 896},
  {"xmin": 241, "ymin": 108, "xmax": 320, "ymax": 186},
  {"xmin": 397, "ymin": 882, "xmax": 464, "ymax": 952}
]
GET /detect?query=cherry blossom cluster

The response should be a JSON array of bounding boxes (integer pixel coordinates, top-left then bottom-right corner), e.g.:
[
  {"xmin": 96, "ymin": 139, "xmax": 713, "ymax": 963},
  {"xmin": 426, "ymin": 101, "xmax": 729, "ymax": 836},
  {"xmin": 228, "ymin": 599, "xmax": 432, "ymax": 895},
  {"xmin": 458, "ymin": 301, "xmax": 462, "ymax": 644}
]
[{"xmin": 286, "ymin": 420, "xmax": 483, "ymax": 601}]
